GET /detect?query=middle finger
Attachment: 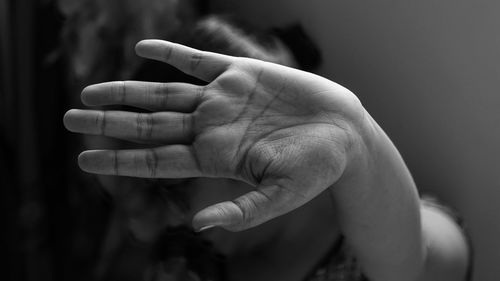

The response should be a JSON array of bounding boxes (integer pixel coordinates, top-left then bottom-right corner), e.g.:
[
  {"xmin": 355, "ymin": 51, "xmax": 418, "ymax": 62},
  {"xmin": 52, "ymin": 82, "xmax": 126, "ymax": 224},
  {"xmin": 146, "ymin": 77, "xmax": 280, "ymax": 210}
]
[{"xmin": 64, "ymin": 109, "xmax": 194, "ymax": 144}]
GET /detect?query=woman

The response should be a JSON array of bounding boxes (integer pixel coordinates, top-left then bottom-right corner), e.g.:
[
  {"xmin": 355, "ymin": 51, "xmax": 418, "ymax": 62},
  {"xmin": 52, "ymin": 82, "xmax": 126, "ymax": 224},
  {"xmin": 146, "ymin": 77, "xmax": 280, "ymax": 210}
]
[{"xmin": 63, "ymin": 16, "xmax": 471, "ymax": 281}]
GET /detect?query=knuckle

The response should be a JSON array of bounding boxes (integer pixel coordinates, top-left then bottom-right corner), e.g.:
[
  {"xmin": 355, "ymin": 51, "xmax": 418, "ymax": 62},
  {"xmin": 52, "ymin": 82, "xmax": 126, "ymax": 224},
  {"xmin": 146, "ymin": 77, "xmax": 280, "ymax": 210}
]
[
  {"xmin": 181, "ymin": 114, "xmax": 194, "ymax": 138},
  {"xmin": 112, "ymin": 150, "xmax": 119, "ymax": 175},
  {"xmin": 120, "ymin": 81, "xmax": 127, "ymax": 103},
  {"xmin": 111, "ymin": 81, "xmax": 126, "ymax": 103},
  {"xmin": 155, "ymin": 82, "xmax": 169, "ymax": 95},
  {"xmin": 195, "ymin": 85, "xmax": 206, "ymax": 103},
  {"xmin": 213, "ymin": 204, "xmax": 231, "ymax": 218},
  {"xmin": 190, "ymin": 51, "xmax": 204, "ymax": 72},
  {"xmin": 157, "ymin": 83, "xmax": 170, "ymax": 109},
  {"xmin": 232, "ymin": 194, "xmax": 259, "ymax": 226},
  {"xmin": 96, "ymin": 111, "xmax": 106, "ymax": 135},
  {"xmin": 136, "ymin": 113, "xmax": 154, "ymax": 140},
  {"xmin": 142, "ymin": 83, "xmax": 156, "ymax": 108},
  {"xmin": 144, "ymin": 149, "xmax": 158, "ymax": 177},
  {"xmin": 163, "ymin": 45, "xmax": 174, "ymax": 61}
]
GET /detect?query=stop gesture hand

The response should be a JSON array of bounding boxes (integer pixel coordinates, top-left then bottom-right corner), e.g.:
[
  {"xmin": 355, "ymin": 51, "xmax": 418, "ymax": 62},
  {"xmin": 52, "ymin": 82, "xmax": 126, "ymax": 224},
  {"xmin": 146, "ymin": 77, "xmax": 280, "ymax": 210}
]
[{"xmin": 64, "ymin": 40, "xmax": 367, "ymax": 231}]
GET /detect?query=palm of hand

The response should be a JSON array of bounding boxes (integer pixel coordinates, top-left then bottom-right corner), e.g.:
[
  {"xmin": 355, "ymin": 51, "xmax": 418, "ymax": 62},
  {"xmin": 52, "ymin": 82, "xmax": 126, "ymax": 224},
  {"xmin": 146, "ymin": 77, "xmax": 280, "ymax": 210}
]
[
  {"xmin": 64, "ymin": 40, "xmax": 364, "ymax": 231},
  {"xmin": 196, "ymin": 62, "xmax": 353, "ymax": 194}
]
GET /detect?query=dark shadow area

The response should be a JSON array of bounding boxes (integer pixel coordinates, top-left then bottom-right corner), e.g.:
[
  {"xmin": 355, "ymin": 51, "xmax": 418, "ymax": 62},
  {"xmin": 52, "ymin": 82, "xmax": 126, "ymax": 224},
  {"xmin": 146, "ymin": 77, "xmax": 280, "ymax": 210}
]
[{"xmin": 1, "ymin": 1, "xmax": 320, "ymax": 280}]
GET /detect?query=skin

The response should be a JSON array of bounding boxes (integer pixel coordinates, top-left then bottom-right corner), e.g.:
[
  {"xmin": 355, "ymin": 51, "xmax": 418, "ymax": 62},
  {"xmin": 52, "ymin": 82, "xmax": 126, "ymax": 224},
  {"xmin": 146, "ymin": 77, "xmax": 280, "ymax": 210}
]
[{"xmin": 64, "ymin": 40, "xmax": 469, "ymax": 281}]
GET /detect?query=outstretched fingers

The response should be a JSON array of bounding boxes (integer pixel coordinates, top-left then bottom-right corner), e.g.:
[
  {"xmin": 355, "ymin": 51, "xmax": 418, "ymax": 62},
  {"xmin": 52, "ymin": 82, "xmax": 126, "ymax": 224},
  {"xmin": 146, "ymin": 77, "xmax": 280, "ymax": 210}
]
[
  {"xmin": 81, "ymin": 81, "xmax": 204, "ymax": 112},
  {"xmin": 192, "ymin": 184, "xmax": 301, "ymax": 232},
  {"xmin": 135, "ymin": 40, "xmax": 234, "ymax": 82},
  {"xmin": 78, "ymin": 146, "xmax": 203, "ymax": 178}
]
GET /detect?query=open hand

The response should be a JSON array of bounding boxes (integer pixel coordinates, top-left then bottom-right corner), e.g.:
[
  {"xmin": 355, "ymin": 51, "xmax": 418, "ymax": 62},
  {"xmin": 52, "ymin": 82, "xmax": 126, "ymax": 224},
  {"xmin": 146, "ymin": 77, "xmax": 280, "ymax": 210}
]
[{"xmin": 64, "ymin": 40, "xmax": 366, "ymax": 231}]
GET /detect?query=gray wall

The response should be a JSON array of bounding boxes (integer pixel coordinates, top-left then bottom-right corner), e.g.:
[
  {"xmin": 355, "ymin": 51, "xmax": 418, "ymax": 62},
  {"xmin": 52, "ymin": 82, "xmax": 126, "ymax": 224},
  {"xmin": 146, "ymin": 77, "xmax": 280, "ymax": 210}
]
[{"xmin": 213, "ymin": 1, "xmax": 500, "ymax": 280}]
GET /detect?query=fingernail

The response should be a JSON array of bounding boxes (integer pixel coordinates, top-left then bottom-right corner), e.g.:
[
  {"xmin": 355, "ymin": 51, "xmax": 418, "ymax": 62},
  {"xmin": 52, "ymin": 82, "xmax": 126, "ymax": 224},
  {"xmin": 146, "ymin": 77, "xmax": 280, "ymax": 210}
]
[{"xmin": 196, "ymin": 225, "xmax": 216, "ymax": 232}]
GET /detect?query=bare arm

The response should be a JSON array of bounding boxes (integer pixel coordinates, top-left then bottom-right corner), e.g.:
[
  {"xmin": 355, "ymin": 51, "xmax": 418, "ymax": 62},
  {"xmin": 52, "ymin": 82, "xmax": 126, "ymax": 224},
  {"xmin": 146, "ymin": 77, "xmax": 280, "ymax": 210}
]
[
  {"xmin": 331, "ymin": 112, "xmax": 470, "ymax": 281},
  {"xmin": 63, "ymin": 40, "xmax": 470, "ymax": 281}
]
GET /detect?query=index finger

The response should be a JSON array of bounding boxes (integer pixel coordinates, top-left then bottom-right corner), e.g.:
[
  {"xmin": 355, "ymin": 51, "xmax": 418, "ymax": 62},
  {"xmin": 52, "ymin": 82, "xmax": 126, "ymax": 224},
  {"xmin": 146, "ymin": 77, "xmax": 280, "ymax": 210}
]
[{"xmin": 135, "ymin": 40, "xmax": 234, "ymax": 82}]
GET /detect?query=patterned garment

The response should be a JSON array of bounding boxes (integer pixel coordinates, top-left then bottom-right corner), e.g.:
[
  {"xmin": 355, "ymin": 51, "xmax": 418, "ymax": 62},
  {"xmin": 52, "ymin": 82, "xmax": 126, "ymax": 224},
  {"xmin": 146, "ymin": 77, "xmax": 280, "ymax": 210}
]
[
  {"xmin": 146, "ymin": 229, "xmax": 367, "ymax": 281},
  {"xmin": 305, "ymin": 237, "xmax": 367, "ymax": 281},
  {"xmin": 305, "ymin": 196, "xmax": 474, "ymax": 281}
]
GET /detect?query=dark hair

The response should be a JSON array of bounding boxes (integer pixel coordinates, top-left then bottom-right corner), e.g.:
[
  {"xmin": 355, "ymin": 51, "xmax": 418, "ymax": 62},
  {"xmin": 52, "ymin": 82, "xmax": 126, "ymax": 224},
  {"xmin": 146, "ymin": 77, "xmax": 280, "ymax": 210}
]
[{"xmin": 61, "ymin": 12, "xmax": 323, "ymax": 279}]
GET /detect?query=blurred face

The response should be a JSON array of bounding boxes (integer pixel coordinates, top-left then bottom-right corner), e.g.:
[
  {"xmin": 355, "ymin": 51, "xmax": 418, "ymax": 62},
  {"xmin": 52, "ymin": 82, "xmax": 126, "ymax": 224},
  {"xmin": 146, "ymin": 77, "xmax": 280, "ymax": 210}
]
[{"xmin": 79, "ymin": 31, "xmax": 312, "ymax": 256}]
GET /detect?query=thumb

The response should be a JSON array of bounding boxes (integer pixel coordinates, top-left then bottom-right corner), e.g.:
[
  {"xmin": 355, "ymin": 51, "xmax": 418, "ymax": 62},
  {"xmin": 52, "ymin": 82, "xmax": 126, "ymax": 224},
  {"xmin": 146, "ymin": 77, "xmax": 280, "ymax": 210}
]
[{"xmin": 192, "ymin": 184, "xmax": 298, "ymax": 232}]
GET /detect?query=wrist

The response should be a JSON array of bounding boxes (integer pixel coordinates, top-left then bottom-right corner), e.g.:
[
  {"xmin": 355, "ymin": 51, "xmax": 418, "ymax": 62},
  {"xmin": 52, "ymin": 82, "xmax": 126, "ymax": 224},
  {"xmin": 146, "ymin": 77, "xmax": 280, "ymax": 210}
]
[
  {"xmin": 336, "ymin": 104, "xmax": 377, "ymax": 184},
  {"xmin": 330, "ymin": 107, "xmax": 426, "ymax": 281}
]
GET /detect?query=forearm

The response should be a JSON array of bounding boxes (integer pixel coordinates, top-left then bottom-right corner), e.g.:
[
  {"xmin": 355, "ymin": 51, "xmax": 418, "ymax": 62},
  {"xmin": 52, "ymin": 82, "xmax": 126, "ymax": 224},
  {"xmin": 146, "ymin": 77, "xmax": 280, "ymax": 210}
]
[{"xmin": 331, "ymin": 110, "xmax": 425, "ymax": 281}]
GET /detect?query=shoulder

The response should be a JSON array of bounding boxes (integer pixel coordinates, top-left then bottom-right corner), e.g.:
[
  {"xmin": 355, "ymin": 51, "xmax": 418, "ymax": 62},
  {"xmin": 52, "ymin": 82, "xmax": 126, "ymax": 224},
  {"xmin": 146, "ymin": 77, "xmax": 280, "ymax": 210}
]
[{"xmin": 416, "ymin": 196, "xmax": 472, "ymax": 281}]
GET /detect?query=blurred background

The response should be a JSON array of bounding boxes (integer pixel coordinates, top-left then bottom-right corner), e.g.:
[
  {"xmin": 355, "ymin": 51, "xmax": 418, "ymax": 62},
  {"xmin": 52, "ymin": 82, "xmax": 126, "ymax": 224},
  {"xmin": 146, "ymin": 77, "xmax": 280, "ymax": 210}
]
[{"xmin": 1, "ymin": 0, "xmax": 499, "ymax": 280}]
